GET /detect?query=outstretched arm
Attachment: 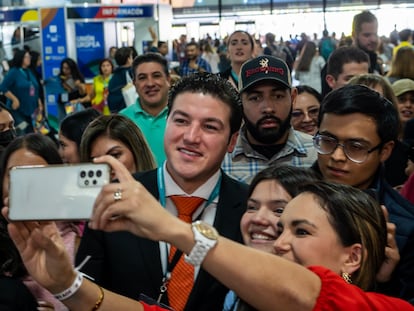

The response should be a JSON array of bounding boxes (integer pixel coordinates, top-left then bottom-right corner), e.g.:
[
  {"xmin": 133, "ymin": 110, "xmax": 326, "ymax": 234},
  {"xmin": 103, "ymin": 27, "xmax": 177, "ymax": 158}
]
[
  {"xmin": 6, "ymin": 156, "xmax": 322, "ymax": 311},
  {"xmin": 90, "ymin": 156, "xmax": 322, "ymax": 311},
  {"xmin": 5, "ymin": 216, "xmax": 144, "ymax": 311},
  {"xmin": 148, "ymin": 26, "xmax": 158, "ymax": 49}
]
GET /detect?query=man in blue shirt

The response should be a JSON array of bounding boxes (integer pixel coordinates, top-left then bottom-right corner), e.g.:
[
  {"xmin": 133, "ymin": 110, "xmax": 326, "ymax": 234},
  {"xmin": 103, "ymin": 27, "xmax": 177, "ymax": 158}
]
[{"xmin": 179, "ymin": 42, "xmax": 211, "ymax": 76}]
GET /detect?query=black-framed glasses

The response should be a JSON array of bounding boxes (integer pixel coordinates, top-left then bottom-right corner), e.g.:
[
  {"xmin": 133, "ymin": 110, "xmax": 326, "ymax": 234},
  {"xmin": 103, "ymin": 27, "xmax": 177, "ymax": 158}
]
[{"xmin": 313, "ymin": 133, "xmax": 382, "ymax": 164}]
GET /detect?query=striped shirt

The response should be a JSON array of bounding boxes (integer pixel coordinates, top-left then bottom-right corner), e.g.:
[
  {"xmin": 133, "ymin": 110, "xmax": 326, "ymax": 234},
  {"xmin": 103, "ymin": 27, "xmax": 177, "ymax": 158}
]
[{"xmin": 222, "ymin": 127, "xmax": 317, "ymax": 184}]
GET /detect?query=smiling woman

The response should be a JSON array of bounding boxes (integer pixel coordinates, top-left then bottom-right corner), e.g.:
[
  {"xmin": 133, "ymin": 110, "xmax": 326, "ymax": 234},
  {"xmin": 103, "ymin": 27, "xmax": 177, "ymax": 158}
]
[
  {"xmin": 80, "ymin": 114, "xmax": 156, "ymax": 179},
  {"xmin": 225, "ymin": 165, "xmax": 319, "ymax": 311}
]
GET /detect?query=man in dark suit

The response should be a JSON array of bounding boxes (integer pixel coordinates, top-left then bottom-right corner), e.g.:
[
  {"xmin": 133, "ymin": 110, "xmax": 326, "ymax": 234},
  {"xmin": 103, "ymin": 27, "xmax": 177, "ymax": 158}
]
[{"xmin": 76, "ymin": 73, "xmax": 248, "ymax": 311}]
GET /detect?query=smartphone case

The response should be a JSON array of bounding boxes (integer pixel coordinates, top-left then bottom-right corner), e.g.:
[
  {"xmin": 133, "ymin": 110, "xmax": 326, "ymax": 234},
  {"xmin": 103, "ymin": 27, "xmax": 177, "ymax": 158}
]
[{"xmin": 8, "ymin": 163, "xmax": 110, "ymax": 221}]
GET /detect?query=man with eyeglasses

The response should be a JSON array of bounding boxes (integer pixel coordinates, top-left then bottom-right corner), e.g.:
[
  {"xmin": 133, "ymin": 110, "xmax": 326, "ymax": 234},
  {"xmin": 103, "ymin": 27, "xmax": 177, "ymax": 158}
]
[
  {"xmin": 312, "ymin": 84, "xmax": 414, "ymax": 304},
  {"xmin": 221, "ymin": 55, "xmax": 317, "ymax": 184}
]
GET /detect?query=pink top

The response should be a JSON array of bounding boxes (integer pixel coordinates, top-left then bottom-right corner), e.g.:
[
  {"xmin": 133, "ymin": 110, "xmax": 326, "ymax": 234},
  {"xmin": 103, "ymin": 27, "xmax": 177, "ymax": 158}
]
[{"xmin": 23, "ymin": 221, "xmax": 82, "ymax": 311}]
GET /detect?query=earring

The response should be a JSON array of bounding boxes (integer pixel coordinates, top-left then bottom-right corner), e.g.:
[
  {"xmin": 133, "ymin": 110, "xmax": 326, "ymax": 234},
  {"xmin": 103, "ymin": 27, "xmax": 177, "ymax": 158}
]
[{"xmin": 342, "ymin": 272, "xmax": 352, "ymax": 284}]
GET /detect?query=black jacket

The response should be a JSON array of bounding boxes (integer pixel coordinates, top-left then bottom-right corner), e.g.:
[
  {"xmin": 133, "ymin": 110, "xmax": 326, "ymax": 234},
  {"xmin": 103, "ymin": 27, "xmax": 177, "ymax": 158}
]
[{"xmin": 76, "ymin": 169, "xmax": 248, "ymax": 311}]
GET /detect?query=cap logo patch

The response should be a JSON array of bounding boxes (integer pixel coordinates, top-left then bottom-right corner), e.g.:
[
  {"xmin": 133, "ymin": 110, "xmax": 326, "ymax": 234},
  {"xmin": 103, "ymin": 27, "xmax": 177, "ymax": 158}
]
[
  {"xmin": 260, "ymin": 58, "xmax": 269, "ymax": 73},
  {"xmin": 245, "ymin": 59, "xmax": 285, "ymax": 78}
]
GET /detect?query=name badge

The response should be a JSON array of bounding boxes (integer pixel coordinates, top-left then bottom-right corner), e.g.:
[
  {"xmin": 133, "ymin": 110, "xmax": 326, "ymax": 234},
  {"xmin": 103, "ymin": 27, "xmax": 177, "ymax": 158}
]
[{"xmin": 29, "ymin": 85, "xmax": 35, "ymax": 97}]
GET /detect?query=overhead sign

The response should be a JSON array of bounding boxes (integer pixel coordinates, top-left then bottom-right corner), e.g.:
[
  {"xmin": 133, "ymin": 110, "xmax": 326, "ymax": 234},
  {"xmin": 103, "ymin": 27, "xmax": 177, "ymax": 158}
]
[
  {"xmin": 67, "ymin": 6, "xmax": 154, "ymax": 19},
  {"xmin": 0, "ymin": 8, "xmax": 38, "ymax": 23}
]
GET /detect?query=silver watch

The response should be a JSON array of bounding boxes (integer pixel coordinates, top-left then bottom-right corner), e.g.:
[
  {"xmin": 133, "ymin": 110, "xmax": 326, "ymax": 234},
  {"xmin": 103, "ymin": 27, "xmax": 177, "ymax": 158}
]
[{"xmin": 185, "ymin": 221, "xmax": 219, "ymax": 266}]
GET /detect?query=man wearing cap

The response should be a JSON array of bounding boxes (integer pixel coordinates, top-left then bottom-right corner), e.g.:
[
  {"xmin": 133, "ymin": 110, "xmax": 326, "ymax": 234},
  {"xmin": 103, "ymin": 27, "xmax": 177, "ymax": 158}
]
[
  {"xmin": 222, "ymin": 55, "xmax": 317, "ymax": 184},
  {"xmin": 392, "ymin": 78, "xmax": 414, "ymax": 128}
]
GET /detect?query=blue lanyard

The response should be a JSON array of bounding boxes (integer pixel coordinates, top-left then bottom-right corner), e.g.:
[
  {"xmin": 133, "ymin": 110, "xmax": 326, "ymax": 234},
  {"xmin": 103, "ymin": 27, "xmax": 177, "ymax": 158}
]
[
  {"xmin": 157, "ymin": 163, "xmax": 221, "ymax": 209},
  {"xmin": 20, "ymin": 68, "xmax": 31, "ymax": 82},
  {"xmin": 230, "ymin": 69, "xmax": 239, "ymax": 85}
]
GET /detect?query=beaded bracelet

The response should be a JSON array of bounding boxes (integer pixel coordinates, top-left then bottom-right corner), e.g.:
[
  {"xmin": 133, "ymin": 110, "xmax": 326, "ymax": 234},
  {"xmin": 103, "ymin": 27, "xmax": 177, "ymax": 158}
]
[
  {"xmin": 91, "ymin": 285, "xmax": 104, "ymax": 311},
  {"xmin": 53, "ymin": 271, "xmax": 84, "ymax": 301}
]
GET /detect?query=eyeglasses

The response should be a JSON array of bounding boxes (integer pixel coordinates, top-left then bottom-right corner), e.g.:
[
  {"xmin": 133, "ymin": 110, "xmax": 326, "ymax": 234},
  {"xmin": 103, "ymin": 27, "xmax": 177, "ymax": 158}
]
[
  {"xmin": 291, "ymin": 107, "xmax": 319, "ymax": 119},
  {"xmin": 313, "ymin": 133, "xmax": 382, "ymax": 163}
]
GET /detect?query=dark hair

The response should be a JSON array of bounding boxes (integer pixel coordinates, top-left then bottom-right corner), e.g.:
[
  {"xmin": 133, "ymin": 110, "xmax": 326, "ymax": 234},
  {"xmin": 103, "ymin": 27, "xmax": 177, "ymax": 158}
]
[
  {"xmin": 158, "ymin": 41, "xmax": 167, "ymax": 49},
  {"xmin": 296, "ymin": 85, "xmax": 322, "ymax": 103},
  {"xmin": 0, "ymin": 134, "xmax": 62, "ymax": 200},
  {"xmin": 59, "ymin": 58, "xmax": 85, "ymax": 82},
  {"xmin": 10, "ymin": 49, "xmax": 28, "ymax": 68},
  {"xmin": 248, "ymin": 165, "xmax": 319, "ymax": 198},
  {"xmin": 114, "ymin": 47, "xmax": 132, "ymax": 66},
  {"xmin": 326, "ymin": 46, "xmax": 370, "ymax": 78},
  {"xmin": 352, "ymin": 11, "xmax": 378, "ymax": 36},
  {"xmin": 398, "ymin": 28, "xmax": 412, "ymax": 42},
  {"xmin": 296, "ymin": 41, "xmax": 317, "ymax": 72},
  {"xmin": 59, "ymin": 108, "xmax": 101, "ymax": 150},
  {"xmin": 297, "ymin": 181, "xmax": 386, "ymax": 290},
  {"xmin": 228, "ymin": 31, "xmax": 255, "ymax": 52},
  {"xmin": 265, "ymin": 32, "xmax": 276, "ymax": 44},
  {"xmin": 98, "ymin": 58, "xmax": 114, "ymax": 75},
  {"xmin": 237, "ymin": 165, "xmax": 319, "ymax": 311},
  {"xmin": 132, "ymin": 52, "xmax": 169, "ymax": 80},
  {"xmin": 186, "ymin": 42, "xmax": 200, "ymax": 50},
  {"xmin": 0, "ymin": 220, "xmax": 27, "ymax": 277},
  {"xmin": 80, "ymin": 115, "xmax": 156, "ymax": 173},
  {"xmin": 319, "ymin": 84, "xmax": 399, "ymax": 144},
  {"xmin": 29, "ymin": 50, "xmax": 40, "ymax": 69},
  {"xmin": 167, "ymin": 73, "xmax": 242, "ymax": 137}
]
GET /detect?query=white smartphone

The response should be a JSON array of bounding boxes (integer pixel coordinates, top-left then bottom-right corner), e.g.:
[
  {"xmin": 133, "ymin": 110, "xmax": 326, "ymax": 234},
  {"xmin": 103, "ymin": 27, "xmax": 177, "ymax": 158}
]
[{"xmin": 8, "ymin": 163, "xmax": 110, "ymax": 221}]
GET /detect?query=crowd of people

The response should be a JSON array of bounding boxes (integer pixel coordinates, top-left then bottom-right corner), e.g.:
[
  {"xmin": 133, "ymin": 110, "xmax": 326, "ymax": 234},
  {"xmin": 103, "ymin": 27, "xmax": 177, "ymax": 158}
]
[{"xmin": 0, "ymin": 8, "xmax": 413, "ymax": 311}]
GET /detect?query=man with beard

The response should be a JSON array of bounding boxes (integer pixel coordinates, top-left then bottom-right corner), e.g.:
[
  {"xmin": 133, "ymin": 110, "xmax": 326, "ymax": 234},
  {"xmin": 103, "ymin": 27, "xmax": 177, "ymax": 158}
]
[
  {"xmin": 178, "ymin": 42, "xmax": 211, "ymax": 76},
  {"xmin": 352, "ymin": 10, "xmax": 383, "ymax": 75},
  {"xmin": 222, "ymin": 55, "xmax": 317, "ymax": 184}
]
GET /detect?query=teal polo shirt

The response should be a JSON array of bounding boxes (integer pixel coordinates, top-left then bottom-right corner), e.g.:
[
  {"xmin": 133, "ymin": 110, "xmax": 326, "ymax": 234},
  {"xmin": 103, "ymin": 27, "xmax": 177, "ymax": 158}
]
[{"xmin": 120, "ymin": 98, "xmax": 168, "ymax": 166}]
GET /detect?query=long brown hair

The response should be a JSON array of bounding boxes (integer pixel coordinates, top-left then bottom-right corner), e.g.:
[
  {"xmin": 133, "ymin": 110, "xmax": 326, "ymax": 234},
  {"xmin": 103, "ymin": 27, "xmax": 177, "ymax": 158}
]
[
  {"xmin": 296, "ymin": 41, "xmax": 317, "ymax": 72},
  {"xmin": 387, "ymin": 47, "xmax": 414, "ymax": 80}
]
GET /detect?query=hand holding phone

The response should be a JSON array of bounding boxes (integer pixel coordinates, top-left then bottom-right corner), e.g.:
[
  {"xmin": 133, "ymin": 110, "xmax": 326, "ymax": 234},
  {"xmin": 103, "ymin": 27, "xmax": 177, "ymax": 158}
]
[{"xmin": 8, "ymin": 163, "xmax": 110, "ymax": 221}]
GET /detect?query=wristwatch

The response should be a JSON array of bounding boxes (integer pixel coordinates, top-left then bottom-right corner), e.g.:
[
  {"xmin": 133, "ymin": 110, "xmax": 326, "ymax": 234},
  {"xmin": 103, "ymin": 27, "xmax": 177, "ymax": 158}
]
[{"xmin": 185, "ymin": 221, "xmax": 219, "ymax": 266}]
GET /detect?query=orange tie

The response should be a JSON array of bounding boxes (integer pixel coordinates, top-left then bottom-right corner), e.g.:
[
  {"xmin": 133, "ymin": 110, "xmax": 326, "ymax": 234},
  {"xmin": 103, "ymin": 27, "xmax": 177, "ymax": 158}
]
[{"xmin": 168, "ymin": 195, "xmax": 205, "ymax": 311}]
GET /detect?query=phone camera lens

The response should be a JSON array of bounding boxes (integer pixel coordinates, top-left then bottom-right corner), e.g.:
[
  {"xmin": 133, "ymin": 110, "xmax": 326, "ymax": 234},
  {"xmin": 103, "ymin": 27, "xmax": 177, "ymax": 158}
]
[
  {"xmin": 93, "ymin": 179, "xmax": 97, "ymax": 185},
  {"xmin": 80, "ymin": 170, "xmax": 86, "ymax": 178},
  {"xmin": 96, "ymin": 170, "xmax": 102, "ymax": 177},
  {"xmin": 84, "ymin": 180, "xmax": 90, "ymax": 186},
  {"xmin": 88, "ymin": 170, "xmax": 94, "ymax": 178}
]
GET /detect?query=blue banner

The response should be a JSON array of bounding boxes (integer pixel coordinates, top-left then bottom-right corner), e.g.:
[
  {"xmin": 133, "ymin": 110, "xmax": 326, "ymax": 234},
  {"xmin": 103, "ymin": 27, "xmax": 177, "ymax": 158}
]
[
  {"xmin": 0, "ymin": 8, "xmax": 38, "ymax": 23},
  {"xmin": 75, "ymin": 22, "xmax": 105, "ymax": 79},
  {"xmin": 41, "ymin": 7, "xmax": 67, "ymax": 120},
  {"xmin": 67, "ymin": 6, "xmax": 154, "ymax": 19}
]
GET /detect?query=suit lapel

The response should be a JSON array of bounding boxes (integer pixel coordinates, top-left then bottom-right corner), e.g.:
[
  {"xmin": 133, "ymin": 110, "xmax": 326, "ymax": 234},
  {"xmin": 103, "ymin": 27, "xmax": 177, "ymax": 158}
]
[{"xmin": 186, "ymin": 172, "xmax": 248, "ymax": 310}]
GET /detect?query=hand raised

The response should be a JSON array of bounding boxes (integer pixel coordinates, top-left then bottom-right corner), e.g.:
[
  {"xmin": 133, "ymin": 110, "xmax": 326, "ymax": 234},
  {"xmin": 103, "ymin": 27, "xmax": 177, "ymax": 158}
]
[
  {"xmin": 90, "ymin": 156, "xmax": 178, "ymax": 242},
  {"xmin": 3, "ymin": 207, "xmax": 76, "ymax": 294}
]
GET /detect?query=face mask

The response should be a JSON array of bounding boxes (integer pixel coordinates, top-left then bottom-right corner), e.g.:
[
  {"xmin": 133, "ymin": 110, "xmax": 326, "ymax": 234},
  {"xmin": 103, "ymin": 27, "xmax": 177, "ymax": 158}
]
[{"xmin": 0, "ymin": 129, "xmax": 16, "ymax": 148}]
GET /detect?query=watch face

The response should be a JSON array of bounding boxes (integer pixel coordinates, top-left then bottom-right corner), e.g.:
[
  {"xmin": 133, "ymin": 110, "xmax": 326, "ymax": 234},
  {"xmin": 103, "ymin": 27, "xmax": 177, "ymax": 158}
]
[{"xmin": 194, "ymin": 222, "xmax": 219, "ymax": 240}]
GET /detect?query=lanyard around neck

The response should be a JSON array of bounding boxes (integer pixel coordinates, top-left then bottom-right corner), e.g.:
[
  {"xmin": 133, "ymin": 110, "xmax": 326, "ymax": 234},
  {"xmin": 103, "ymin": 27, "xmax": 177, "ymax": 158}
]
[
  {"xmin": 20, "ymin": 68, "xmax": 31, "ymax": 81},
  {"xmin": 156, "ymin": 163, "xmax": 221, "ymax": 303},
  {"xmin": 156, "ymin": 163, "xmax": 221, "ymax": 209},
  {"xmin": 230, "ymin": 69, "xmax": 239, "ymax": 85}
]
